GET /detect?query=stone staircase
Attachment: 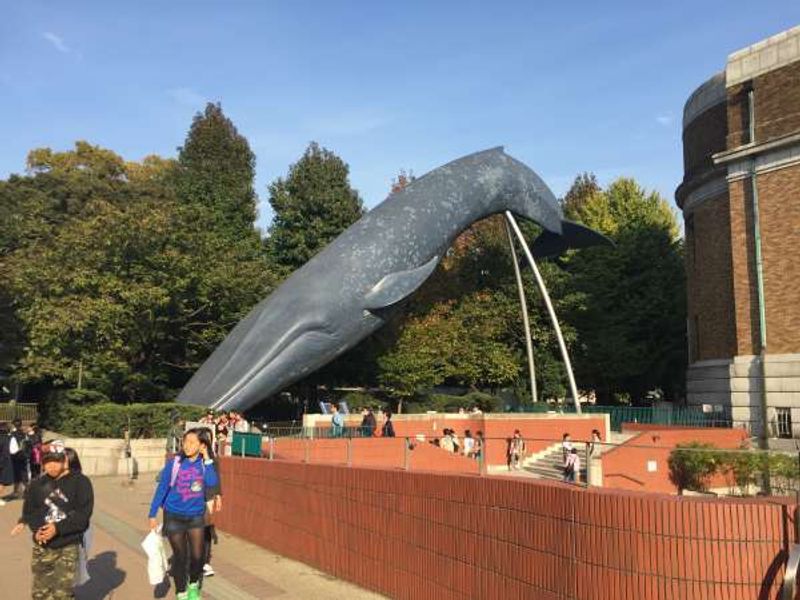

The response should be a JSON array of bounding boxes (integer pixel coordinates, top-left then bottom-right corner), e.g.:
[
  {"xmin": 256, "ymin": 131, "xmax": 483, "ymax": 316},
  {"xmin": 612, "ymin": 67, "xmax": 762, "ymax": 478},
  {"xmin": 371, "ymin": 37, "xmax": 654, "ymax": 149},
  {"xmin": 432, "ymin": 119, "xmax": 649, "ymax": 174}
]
[{"xmin": 519, "ymin": 433, "xmax": 636, "ymax": 484}]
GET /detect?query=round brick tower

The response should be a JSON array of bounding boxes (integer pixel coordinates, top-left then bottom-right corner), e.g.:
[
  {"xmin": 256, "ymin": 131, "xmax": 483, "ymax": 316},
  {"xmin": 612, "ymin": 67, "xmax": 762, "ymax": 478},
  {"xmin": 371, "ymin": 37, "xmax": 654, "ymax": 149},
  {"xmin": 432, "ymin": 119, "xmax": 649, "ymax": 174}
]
[{"xmin": 677, "ymin": 26, "xmax": 800, "ymax": 442}]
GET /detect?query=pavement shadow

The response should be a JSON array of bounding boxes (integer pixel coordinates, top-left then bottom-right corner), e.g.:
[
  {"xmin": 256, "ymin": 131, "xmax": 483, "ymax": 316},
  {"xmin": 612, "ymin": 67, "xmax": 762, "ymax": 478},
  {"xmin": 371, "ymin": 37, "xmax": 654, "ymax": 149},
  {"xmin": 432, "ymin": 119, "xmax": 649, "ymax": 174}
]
[{"xmin": 75, "ymin": 551, "xmax": 126, "ymax": 599}]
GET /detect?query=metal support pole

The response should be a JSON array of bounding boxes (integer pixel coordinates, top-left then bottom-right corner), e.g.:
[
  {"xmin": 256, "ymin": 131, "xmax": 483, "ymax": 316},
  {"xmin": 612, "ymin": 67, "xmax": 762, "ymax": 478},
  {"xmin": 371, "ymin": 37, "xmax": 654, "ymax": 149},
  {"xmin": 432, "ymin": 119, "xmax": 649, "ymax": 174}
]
[
  {"xmin": 505, "ymin": 211, "xmax": 581, "ymax": 413},
  {"xmin": 505, "ymin": 220, "xmax": 538, "ymax": 404},
  {"xmin": 403, "ymin": 438, "xmax": 410, "ymax": 471},
  {"xmin": 304, "ymin": 436, "xmax": 310, "ymax": 464},
  {"xmin": 750, "ymin": 171, "xmax": 770, "ymax": 449},
  {"xmin": 269, "ymin": 437, "xmax": 275, "ymax": 461},
  {"xmin": 347, "ymin": 436, "xmax": 353, "ymax": 467}
]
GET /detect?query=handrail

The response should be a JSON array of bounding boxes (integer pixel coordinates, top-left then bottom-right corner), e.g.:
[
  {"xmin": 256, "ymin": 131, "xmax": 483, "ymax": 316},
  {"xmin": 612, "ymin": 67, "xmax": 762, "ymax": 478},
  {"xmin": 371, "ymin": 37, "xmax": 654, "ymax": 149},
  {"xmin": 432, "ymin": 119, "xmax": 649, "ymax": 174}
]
[{"xmin": 782, "ymin": 543, "xmax": 800, "ymax": 600}]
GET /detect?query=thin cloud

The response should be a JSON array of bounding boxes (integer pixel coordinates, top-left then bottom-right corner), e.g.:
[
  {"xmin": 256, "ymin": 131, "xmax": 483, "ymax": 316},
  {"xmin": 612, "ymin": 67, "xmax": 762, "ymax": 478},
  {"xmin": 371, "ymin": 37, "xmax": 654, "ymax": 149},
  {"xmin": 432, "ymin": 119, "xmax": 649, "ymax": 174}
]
[
  {"xmin": 303, "ymin": 111, "xmax": 390, "ymax": 136},
  {"xmin": 655, "ymin": 112, "xmax": 674, "ymax": 127},
  {"xmin": 166, "ymin": 87, "xmax": 207, "ymax": 107},
  {"xmin": 42, "ymin": 32, "xmax": 70, "ymax": 54}
]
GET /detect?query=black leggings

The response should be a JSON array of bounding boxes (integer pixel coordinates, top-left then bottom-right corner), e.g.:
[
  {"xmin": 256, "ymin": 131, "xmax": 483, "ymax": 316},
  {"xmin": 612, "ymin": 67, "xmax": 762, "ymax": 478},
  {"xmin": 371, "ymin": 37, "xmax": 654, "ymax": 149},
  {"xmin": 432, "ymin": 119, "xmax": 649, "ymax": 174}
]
[{"xmin": 164, "ymin": 513, "xmax": 205, "ymax": 593}]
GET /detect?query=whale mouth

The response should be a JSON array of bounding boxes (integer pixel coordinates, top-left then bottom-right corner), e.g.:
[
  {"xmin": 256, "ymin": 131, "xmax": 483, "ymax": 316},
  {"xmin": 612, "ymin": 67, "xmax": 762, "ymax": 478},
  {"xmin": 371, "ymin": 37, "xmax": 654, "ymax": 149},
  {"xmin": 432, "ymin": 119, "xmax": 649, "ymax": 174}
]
[{"xmin": 209, "ymin": 321, "xmax": 338, "ymax": 412}]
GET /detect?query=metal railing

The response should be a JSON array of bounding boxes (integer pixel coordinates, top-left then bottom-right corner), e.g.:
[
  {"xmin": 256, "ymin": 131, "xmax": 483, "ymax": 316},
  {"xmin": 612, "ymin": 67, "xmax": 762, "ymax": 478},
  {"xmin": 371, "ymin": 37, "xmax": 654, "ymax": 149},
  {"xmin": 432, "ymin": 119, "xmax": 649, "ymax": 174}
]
[
  {"xmin": 0, "ymin": 402, "xmax": 38, "ymax": 423},
  {"xmin": 224, "ymin": 430, "xmax": 800, "ymax": 498},
  {"xmin": 517, "ymin": 404, "xmax": 754, "ymax": 432}
]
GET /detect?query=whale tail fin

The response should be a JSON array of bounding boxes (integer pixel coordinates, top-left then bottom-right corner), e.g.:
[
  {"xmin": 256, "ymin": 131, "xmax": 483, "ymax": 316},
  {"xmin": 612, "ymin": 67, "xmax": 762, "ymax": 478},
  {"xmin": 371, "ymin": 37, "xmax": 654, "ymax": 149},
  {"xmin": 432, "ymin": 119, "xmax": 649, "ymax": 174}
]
[{"xmin": 530, "ymin": 219, "xmax": 613, "ymax": 258}]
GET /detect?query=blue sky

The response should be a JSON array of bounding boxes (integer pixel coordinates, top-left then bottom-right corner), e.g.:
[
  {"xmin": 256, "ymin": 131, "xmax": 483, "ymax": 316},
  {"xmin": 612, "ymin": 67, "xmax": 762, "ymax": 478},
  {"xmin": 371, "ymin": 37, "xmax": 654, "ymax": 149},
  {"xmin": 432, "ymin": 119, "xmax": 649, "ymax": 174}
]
[{"xmin": 2, "ymin": 2, "xmax": 798, "ymax": 230}]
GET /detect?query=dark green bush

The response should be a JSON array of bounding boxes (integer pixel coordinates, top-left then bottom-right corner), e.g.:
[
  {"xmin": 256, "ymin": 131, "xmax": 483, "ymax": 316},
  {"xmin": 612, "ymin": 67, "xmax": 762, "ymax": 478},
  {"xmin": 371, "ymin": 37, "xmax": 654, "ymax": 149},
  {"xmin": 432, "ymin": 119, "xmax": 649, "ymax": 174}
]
[
  {"xmin": 403, "ymin": 391, "xmax": 502, "ymax": 414},
  {"xmin": 340, "ymin": 391, "xmax": 386, "ymax": 412},
  {"xmin": 53, "ymin": 403, "xmax": 206, "ymax": 438},
  {"xmin": 667, "ymin": 442, "xmax": 723, "ymax": 495}
]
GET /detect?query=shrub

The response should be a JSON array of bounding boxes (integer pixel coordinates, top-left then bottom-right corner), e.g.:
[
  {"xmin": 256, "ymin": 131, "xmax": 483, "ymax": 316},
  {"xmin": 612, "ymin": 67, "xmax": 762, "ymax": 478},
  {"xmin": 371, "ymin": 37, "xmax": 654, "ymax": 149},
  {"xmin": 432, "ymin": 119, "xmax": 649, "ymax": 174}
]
[
  {"xmin": 667, "ymin": 442, "xmax": 722, "ymax": 495},
  {"xmin": 53, "ymin": 403, "xmax": 206, "ymax": 438},
  {"xmin": 402, "ymin": 391, "xmax": 502, "ymax": 414},
  {"xmin": 339, "ymin": 391, "xmax": 385, "ymax": 412}
]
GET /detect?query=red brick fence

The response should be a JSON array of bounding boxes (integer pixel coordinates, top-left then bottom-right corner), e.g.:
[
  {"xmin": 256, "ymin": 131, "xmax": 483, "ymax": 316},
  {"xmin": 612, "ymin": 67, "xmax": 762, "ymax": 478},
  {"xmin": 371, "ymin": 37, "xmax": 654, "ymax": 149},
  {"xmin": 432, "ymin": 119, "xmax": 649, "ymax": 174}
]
[{"xmin": 215, "ymin": 457, "xmax": 797, "ymax": 599}]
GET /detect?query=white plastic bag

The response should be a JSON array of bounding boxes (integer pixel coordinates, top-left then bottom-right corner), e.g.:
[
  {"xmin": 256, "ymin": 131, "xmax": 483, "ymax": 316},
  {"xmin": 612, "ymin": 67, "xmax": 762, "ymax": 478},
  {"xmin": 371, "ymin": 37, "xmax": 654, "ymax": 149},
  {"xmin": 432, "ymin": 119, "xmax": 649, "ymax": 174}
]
[
  {"xmin": 140, "ymin": 527, "xmax": 168, "ymax": 585},
  {"xmin": 74, "ymin": 525, "xmax": 94, "ymax": 586}
]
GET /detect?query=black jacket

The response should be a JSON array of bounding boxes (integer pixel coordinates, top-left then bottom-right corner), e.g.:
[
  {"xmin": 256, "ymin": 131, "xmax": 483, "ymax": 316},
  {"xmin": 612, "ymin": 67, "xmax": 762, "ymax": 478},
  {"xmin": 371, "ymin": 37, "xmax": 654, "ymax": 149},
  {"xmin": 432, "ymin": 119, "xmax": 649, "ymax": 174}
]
[
  {"xmin": 20, "ymin": 471, "xmax": 94, "ymax": 549},
  {"xmin": 0, "ymin": 433, "xmax": 12, "ymax": 485}
]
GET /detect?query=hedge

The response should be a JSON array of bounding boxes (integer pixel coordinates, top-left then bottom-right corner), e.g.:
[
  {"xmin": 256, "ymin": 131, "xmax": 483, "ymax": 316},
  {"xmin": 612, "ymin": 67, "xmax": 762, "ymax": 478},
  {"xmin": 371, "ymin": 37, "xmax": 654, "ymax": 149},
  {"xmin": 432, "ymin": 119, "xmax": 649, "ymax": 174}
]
[
  {"xmin": 668, "ymin": 442, "xmax": 800, "ymax": 496},
  {"xmin": 51, "ymin": 403, "xmax": 207, "ymax": 438}
]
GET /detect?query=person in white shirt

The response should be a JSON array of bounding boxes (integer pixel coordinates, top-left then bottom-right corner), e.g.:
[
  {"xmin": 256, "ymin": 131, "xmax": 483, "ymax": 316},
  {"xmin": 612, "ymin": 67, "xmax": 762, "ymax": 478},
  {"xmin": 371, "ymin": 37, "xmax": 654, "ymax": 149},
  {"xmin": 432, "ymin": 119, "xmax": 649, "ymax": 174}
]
[
  {"xmin": 462, "ymin": 430, "xmax": 475, "ymax": 457},
  {"xmin": 561, "ymin": 433, "xmax": 573, "ymax": 464},
  {"xmin": 564, "ymin": 448, "xmax": 580, "ymax": 483}
]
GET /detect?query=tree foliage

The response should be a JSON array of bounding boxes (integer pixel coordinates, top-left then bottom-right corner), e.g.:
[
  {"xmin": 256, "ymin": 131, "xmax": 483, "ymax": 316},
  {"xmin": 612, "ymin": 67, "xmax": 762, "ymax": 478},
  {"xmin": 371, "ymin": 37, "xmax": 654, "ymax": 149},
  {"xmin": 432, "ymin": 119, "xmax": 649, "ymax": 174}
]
[
  {"xmin": 175, "ymin": 103, "xmax": 259, "ymax": 238},
  {"xmin": 267, "ymin": 142, "xmax": 364, "ymax": 273},
  {"xmin": 0, "ymin": 135, "xmax": 274, "ymax": 402},
  {"xmin": 562, "ymin": 176, "xmax": 686, "ymax": 404}
]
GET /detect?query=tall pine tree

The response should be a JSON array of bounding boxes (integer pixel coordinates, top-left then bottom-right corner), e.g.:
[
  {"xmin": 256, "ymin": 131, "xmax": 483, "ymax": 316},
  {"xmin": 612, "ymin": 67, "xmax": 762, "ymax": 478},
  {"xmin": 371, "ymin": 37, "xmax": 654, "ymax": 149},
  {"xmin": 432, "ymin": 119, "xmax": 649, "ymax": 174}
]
[
  {"xmin": 175, "ymin": 103, "xmax": 258, "ymax": 238},
  {"xmin": 267, "ymin": 142, "xmax": 364, "ymax": 272}
]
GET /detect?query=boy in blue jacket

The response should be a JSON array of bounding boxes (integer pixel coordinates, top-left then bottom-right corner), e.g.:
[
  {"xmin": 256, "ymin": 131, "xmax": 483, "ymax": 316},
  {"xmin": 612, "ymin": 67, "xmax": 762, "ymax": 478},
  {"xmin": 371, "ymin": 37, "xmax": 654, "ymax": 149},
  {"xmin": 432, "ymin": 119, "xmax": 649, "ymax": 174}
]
[{"xmin": 149, "ymin": 428, "xmax": 218, "ymax": 600}]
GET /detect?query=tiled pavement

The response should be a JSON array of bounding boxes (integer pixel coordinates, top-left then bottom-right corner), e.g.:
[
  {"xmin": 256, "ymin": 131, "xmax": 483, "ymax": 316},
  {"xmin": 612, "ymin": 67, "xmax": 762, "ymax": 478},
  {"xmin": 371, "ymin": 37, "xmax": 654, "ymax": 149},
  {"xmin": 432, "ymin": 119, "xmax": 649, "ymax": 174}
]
[{"xmin": 0, "ymin": 476, "xmax": 386, "ymax": 599}]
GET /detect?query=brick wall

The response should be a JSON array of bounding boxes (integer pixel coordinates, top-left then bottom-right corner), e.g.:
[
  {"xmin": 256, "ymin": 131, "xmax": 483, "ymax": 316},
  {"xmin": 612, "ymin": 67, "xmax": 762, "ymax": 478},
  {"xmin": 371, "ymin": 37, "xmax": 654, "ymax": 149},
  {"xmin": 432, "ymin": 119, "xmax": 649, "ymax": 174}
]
[
  {"xmin": 728, "ymin": 178, "xmax": 761, "ymax": 356},
  {"xmin": 754, "ymin": 59, "xmax": 800, "ymax": 143},
  {"xmin": 602, "ymin": 427, "xmax": 749, "ymax": 494},
  {"xmin": 311, "ymin": 414, "xmax": 608, "ymax": 467},
  {"xmin": 215, "ymin": 457, "xmax": 793, "ymax": 599},
  {"xmin": 758, "ymin": 167, "xmax": 800, "ymax": 354},
  {"xmin": 727, "ymin": 166, "xmax": 800, "ymax": 357},
  {"xmin": 686, "ymin": 192, "xmax": 737, "ymax": 360}
]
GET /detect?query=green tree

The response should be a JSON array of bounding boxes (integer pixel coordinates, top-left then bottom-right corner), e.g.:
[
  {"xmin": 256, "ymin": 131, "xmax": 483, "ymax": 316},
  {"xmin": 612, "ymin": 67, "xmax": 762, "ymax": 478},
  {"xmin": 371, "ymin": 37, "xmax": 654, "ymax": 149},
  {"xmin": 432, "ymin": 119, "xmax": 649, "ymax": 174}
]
[
  {"xmin": 1, "ymin": 143, "xmax": 274, "ymax": 401},
  {"xmin": 175, "ymin": 103, "xmax": 258, "ymax": 238},
  {"xmin": 562, "ymin": 177, "xmax": 686, "ymax": 404},
  {"xmin": 376, "ymin": 215, "xmax": 578, "ymax": 404},
  {"xmin": 266, "ymin": 142, "xmax": 364, "ymax": 273}
]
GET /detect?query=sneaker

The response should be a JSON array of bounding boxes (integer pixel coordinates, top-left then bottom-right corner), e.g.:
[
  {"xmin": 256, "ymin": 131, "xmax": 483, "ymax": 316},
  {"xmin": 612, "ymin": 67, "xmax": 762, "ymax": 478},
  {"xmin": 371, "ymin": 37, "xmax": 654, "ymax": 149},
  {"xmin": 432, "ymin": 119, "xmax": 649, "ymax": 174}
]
[
  {"xmin": 187, "ymin": 581, "xmax": 201, "ymax": 600},
  {"xmin": 176, "ymin": 593, "xmax": 189, "ymax": 600},
  {"xmin": 202, "ymin": 563, "xmax": 215, "ymax": 577},
  {"xmin": 0, "ymin": 499, "xmax": 6, "ymax": 507}
]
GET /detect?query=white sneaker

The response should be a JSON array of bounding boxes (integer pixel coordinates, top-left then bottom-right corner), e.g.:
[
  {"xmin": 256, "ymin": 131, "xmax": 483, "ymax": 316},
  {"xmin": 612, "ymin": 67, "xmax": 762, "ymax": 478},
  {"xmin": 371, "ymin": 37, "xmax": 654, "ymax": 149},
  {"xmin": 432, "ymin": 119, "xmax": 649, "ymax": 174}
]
[
  {"xmin": 203, "ymin": 563, "xmax": 215, "ymax": 577},
  {"xmin": 0, "ymin": 499, "xmax": 6, "ymax": 507}
]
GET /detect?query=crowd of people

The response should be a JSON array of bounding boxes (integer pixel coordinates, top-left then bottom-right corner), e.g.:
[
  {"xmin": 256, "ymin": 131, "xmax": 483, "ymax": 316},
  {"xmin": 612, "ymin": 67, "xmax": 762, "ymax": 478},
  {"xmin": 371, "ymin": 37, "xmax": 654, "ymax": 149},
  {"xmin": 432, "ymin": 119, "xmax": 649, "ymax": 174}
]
[
  {"xmin": 0, "ymin": 419, "xmax": 44, "ymax": 503},
  {"xmin": 198, "ymin": 409, "xmax": 250, "ymax": 453},
  {"xmin": 431, "ymin": 428, "xmax": 485, "ymax": 460}
]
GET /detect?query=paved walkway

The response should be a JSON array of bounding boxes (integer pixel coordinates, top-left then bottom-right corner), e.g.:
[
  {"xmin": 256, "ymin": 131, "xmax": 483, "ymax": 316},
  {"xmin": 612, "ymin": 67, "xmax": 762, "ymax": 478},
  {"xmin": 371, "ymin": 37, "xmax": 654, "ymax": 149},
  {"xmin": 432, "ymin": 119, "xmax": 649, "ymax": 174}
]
[{"xmin": 0, "ymin": 476, "xmax": 385, "ymax": 599}]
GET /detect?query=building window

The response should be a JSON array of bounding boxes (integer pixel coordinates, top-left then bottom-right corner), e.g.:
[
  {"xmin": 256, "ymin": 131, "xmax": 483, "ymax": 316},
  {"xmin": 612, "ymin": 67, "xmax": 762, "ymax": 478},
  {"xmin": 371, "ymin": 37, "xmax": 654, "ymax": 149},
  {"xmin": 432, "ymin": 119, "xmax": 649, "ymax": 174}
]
[
  {"xmin": 744, "ymin": 84, "xmax": 755, "ymax": 145},
  {"xmin": 776, "ymin": 407, "xmax": 792, "ymax": 439}
]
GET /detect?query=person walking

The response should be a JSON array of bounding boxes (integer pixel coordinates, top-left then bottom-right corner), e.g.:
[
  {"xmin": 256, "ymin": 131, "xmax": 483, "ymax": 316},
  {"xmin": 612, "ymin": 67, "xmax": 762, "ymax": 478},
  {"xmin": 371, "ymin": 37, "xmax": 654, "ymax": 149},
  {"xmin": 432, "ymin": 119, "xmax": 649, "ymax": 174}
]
[
  {"xmin": 381, "ymin": 410, "xmax": 396, "ymax": 438},
  {"xmin": 360, "ymin": 408, "xmax": 376, "ymax": 438},
  {"xmin": 197, "ymin": 428, "xmax": 222, "ymax": 579},
  {"xmin": 463, "ymin": 430, "xmax": 475, "ymax": 457},
  {"xmin": 28, "ymin": 425, "xmax": 43, "ymax": 480},
  {"xmin": 564, "ymin": 447, "xmax": 580, "ymax": 484},
  {"xmin": 0, "ymin": 424, "xmax": 14, "ymax": 504},
  {"xmin": 149, "ymin": 428, "xmax": 219, "ymax": 600},
  {"xmin": 9, "ymin": 418, "xmax": 30, "ymax": 498},
  {"xmin": 10, "ymin": 439, "xmax": 94, "ymax": 599},
  {"xmin": 166, "ymin": 417, "xmax": 186, "ymax": 456},
  {"xmin": 330, "ymin": 404, "xmax": 344, "ymax": 438},
  {"xmin": 507, "ymin": 430, "xmax": 526, "ymax": 471},
  {"xmin": 473, "ymin": 431, "xmax": 485, "ymax": 462}
]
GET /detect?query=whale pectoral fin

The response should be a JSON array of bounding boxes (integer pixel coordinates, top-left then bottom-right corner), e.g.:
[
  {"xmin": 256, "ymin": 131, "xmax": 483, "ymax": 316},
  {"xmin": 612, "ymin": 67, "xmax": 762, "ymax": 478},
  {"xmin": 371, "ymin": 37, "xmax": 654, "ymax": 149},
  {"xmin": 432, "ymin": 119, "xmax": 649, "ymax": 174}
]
[
  {"xmin": 363, "ymin": 255, "xmax": 440, "ymax": 310},
  {"xmin": 530, "ymin": 220, "xmax": 613, "ymax": 258}
]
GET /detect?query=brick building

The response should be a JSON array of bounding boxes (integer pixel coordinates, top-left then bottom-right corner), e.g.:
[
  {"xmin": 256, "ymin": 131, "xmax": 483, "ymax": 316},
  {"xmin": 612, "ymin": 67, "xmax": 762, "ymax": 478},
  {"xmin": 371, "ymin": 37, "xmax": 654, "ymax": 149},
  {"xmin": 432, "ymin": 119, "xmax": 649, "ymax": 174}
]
[{"xmin": 676, "ymin": 26, "xmax": 800, "ymax": 440}]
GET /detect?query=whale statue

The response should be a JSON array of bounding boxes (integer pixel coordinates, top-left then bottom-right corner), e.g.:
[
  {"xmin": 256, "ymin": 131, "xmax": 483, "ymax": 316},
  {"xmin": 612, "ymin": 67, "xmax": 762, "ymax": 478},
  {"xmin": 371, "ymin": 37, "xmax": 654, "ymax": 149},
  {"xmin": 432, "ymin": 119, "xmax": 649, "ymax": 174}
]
[{"xmin": 178, "ymin": 147, "xmax": 609, "ymax": 412}]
